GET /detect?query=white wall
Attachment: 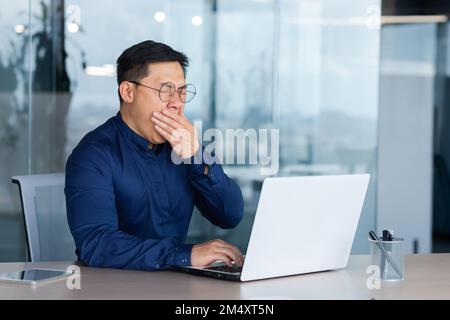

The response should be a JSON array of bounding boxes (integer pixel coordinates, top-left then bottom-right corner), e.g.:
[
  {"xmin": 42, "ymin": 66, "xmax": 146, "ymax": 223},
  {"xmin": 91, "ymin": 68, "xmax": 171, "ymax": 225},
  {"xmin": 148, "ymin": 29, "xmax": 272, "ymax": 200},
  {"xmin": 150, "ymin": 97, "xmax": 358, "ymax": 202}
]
[{"xmin": 377, "ymin": 24, "xmax": 436, "ymax": 254}]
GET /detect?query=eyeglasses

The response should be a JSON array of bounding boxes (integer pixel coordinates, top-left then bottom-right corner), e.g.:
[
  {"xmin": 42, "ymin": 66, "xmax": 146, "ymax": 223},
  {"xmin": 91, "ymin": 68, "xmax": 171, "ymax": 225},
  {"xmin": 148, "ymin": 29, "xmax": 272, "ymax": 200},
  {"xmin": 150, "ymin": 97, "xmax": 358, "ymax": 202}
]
[{"xmin": 128, "ymin": 80, "xmax": 196, "ymax": 103}]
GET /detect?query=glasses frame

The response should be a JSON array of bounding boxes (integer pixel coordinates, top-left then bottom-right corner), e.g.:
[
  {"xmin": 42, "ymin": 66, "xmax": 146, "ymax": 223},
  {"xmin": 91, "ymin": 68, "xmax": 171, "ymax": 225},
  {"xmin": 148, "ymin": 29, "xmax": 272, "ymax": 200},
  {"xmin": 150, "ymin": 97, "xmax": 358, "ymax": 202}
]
[{"xmin": 128, "ymin": 80, "xmax": 196, "ymax": 103}]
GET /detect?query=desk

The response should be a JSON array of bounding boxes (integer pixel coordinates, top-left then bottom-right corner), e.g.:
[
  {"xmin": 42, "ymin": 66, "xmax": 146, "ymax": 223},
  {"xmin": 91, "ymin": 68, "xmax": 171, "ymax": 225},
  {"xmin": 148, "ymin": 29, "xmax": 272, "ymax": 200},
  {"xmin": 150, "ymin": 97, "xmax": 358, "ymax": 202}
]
[{"xmin": 0, "ymin": 254, "xmax": 449, "ymax": 299}]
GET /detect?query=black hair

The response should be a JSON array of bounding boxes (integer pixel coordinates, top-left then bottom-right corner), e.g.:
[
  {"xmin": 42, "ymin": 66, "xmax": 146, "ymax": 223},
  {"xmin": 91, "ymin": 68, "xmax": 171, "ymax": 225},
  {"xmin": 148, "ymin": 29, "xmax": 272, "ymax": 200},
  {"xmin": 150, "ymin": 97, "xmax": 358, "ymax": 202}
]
[{"xmin": 116, "ymin": 40, "xmax": 189, "ymax": 103}]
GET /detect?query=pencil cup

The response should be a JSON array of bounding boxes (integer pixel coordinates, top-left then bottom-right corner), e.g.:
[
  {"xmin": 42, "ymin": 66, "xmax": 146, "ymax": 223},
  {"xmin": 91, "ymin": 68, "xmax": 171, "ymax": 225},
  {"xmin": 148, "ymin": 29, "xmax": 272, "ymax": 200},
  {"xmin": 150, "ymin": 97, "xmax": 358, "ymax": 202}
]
[{"xmin": 369, "ymin": 236, "xmax": 405, "ymax": 281}]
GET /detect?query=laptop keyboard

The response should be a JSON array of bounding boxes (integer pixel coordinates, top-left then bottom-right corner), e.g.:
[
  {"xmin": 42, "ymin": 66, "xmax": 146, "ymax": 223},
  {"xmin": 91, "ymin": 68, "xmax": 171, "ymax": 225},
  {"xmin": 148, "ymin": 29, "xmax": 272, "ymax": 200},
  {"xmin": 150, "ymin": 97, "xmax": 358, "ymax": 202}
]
[{"xmin": 204, "ymin": 265, "xmax": 242, "ymax": 273}]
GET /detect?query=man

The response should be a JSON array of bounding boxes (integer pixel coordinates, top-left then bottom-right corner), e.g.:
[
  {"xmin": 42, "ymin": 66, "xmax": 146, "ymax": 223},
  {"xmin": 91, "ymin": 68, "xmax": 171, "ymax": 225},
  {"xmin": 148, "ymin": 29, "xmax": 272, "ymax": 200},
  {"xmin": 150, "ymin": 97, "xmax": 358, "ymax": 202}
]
[{"xmin": 65, "ymin": 40, "xmax": 244, "ymax": 271}]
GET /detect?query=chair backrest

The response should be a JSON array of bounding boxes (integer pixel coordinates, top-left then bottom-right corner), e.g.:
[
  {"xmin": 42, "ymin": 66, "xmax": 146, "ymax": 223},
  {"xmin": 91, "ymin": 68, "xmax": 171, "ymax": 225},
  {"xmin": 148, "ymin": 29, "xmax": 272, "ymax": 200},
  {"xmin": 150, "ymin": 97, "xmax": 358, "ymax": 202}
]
[{"xmin": 12, "ymin": 173, "xmax": 76, "ymax": 262}]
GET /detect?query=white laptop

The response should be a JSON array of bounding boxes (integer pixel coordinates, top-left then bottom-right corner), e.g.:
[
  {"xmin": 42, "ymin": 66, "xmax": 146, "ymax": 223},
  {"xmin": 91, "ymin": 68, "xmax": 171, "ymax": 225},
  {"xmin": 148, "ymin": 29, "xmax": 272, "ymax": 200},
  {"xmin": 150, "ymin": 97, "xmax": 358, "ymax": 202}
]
[{"xmin": 174, "ymin": 174, "xmax": 370, "ymax": 281}]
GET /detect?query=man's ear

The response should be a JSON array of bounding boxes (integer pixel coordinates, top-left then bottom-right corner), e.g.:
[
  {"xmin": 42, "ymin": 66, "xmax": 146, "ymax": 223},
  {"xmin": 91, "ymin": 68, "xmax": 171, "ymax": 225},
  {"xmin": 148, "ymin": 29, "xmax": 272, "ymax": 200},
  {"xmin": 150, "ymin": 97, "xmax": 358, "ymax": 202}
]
[{"xmin": 119, "ymin": 81, "xmax": 135, "ymax": 104}]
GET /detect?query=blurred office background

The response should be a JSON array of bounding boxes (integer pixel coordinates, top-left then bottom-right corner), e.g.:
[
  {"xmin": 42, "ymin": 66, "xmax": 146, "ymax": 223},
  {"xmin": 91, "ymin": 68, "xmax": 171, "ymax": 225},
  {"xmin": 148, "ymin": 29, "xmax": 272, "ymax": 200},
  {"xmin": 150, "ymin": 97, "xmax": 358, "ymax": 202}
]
[{"xmin": 1, "ymin": 0, "xmax": 449, "ymax": 261}]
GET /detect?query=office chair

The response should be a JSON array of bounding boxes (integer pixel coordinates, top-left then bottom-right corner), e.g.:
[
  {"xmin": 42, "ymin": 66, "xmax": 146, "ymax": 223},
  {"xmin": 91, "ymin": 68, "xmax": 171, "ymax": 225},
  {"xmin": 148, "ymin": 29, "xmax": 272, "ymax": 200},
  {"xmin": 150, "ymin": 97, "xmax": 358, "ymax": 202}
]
[{"xmin": 12, "ymin": 173, "xmax": 76, "ymax": 262}]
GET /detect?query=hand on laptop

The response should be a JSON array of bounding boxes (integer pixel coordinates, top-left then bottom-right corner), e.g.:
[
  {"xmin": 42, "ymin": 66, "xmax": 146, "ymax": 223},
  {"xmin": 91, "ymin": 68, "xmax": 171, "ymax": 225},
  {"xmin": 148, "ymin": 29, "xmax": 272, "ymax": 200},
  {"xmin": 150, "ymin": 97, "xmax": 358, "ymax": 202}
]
[{"xmin": 191, "ymin": 239, "xmax": 244, "ymax": 268}]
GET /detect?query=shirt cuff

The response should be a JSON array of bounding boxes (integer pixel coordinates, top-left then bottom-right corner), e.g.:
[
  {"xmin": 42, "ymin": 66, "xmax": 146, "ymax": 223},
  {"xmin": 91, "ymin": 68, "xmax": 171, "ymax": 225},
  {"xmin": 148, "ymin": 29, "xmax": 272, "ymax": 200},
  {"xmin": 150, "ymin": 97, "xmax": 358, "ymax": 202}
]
[
  {"xmin": 170, "ymin": 243, "xmax": 193, "ymax": 266},
  {"xmin": 189, "ymin": 146, "xmax": 217, "ymax": 177}
]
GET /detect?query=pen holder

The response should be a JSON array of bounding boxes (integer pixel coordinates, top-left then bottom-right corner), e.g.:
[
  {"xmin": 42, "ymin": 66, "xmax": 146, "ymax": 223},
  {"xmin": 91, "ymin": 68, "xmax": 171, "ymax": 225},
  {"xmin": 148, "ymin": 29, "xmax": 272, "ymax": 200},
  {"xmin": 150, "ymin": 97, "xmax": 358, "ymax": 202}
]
[{"xmin": 369, "ymin": 236, "xmax": 405, "ymax": 281}]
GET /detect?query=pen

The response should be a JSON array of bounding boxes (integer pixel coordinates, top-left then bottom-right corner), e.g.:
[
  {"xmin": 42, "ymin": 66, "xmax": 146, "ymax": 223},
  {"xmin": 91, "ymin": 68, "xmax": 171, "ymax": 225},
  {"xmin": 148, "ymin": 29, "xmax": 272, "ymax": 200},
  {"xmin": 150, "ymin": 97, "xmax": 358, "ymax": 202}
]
[
  {"xmin": 387, "ymin": 229, "xmax": 393, "ymax": 242},
  {"xmin": 380, "ymin": 229, "xmax": 389, "ymax": 276},
  {"xmin": 387, "ymin": 230, "xmax": 393, "ymax": 255},
  {"xmin": 369, "ymin": 231, "xmax": 403, "ymax": 279}
]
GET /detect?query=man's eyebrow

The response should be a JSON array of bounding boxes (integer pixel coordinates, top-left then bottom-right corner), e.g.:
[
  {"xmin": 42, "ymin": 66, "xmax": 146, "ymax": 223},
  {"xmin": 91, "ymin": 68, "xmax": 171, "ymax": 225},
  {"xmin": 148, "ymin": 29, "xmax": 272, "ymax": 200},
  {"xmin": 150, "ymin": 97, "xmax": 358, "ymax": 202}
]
[{"xmin": 159, "ymin": 81, "xmax": 187, "ymax": 87}]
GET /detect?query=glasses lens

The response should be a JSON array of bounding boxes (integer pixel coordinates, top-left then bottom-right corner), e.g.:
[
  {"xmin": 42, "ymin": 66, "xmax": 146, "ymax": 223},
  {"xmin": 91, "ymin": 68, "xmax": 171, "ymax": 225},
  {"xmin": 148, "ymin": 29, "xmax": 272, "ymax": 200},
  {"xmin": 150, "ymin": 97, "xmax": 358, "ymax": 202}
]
[
  {"xmin": 181, "ymin": 84, "xmax": 196, "ymax": 103},
  {"xmin": 159, "ymin": 83, "xmax": 175, "ymax": 102}
]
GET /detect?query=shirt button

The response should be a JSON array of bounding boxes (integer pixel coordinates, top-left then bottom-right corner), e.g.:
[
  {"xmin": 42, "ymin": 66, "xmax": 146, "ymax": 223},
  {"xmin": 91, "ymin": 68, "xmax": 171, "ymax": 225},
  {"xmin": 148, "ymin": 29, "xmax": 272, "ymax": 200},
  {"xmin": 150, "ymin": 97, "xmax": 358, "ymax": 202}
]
[
  {"xmin": 155, "ymin": 264, "xmax": 160, "ymax": 268},
  {"xmin": 182, "ymin": 259, "xmax": 187, "ymax": 263}
]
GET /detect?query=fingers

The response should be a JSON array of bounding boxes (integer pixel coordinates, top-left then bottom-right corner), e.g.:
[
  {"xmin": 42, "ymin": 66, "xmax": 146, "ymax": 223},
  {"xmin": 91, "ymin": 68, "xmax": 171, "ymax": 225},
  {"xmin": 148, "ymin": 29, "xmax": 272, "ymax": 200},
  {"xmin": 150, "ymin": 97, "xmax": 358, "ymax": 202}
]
[
  {"xmin": 214, "ymin": 239, "xmax": 244, "ymax": 263},
  {"xmin": 152, "ymin": 111, "xmax": 193, "ymax": 149},
  {"xmin": 210, "ymin": 254, "xmax": 232, "ymax": 267},
  {"xmin": 151, "ymin": 117, "xmax": 176, "ymax": 138},
  {"xmin": 152, "ymin": 116, "xmax": 188, "ymax": 139},
  {"xmin": 211, "ymin": 239, "xmax": 244, "ymax": 266},
  {"xmin": 161, "ymin": 109, "xmax": 190, "ymax": 127},
  {"xmin": 215, "ymin": 247, "xmax": 242, "ymax": 267},
  {"xmin": 154, "ymin": 124, "xmax": 176, "ymax": 144},
  {"xmin": 191, "ymin": 240, "xmax": 244, "ymax": 268},
  {"xmin": 151, "ymin": 112, "xmax": 181, "ymax": 133}
]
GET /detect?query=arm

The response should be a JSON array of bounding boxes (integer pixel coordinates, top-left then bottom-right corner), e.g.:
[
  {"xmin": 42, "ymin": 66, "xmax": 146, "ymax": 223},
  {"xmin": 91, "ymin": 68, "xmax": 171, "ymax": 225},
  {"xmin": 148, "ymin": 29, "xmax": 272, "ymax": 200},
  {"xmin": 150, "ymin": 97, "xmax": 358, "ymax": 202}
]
[
  {"xmin": 65, "ymin": 143, "xmax": 191, "ymax": 271},
  {"xmin": 150, "ymin": 109, "xmax": 244, "ymax": 267},
  {"xmin": 151, "ymin": 110, "xmax": 244, "ymax": 229},
  {"xmin": 189, "ymin": 148, "xmax": 244, "ymax": 229}
]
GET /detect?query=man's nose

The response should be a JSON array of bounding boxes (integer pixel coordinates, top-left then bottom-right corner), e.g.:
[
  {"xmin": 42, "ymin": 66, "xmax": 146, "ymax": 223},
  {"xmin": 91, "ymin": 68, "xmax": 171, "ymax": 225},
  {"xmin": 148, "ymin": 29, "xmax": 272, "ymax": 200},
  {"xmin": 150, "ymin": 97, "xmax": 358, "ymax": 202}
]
[{"xmin": 167, "ymin": 93, "xmax": 184, "ymax": 113}]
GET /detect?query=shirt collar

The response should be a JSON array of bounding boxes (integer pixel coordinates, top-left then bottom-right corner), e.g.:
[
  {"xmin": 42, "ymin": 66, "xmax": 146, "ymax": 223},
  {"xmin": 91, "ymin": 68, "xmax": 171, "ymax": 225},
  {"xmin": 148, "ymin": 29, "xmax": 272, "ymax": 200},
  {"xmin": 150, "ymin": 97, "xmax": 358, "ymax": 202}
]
[{"xmin": 115, "ymin": 111, "xmax": 162, "ymax": 154}]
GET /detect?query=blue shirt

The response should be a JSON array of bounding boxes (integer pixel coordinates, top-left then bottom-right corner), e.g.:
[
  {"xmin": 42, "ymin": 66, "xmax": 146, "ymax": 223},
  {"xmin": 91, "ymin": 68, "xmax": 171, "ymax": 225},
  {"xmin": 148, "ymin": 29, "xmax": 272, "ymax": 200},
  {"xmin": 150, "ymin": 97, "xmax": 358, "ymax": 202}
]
[{"xmin": 65, "ymin": 112, "xmax": 244, "ymax": 271}]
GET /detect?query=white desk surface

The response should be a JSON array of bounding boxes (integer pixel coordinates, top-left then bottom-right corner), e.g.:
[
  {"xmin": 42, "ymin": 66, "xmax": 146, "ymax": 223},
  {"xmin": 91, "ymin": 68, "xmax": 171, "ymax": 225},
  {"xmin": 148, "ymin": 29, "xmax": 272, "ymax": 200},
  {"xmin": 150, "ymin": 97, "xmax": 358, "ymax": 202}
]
[{"xmin": 0, "ymin": 254, "xmax": 449, "ymax": 300}]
